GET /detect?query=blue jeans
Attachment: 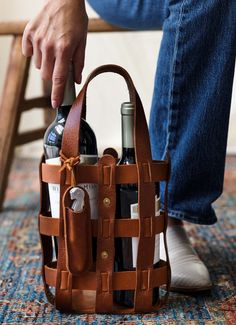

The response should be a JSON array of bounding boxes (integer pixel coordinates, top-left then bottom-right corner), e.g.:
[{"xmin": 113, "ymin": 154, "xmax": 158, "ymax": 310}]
[{"xmin": 88, "ymin": 0, "xmax": 236, "ymax": 225}]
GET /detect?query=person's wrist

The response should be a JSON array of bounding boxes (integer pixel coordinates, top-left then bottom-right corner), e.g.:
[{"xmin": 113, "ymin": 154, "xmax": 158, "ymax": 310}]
[
  {"xmin": 78, "ymin": 0, "xmax": 87, "ymax": 17},
  {"xmin": 78, "ymin": 0, "xmax": 86, "ymax": 10}
]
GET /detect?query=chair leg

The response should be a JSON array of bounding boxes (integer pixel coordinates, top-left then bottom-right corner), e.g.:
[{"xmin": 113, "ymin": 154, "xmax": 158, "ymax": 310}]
[{"xmin": 0, "ymin": 36, "xmax": 30, "ymax": 210}]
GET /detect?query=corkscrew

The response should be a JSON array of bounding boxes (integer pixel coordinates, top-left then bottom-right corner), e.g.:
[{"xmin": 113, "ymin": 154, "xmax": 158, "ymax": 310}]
[{"xmin": 69, "ymin": 187, "xmax": 85, "ymax": 212}]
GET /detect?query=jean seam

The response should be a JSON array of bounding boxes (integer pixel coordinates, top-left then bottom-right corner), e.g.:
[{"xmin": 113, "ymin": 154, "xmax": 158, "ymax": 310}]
[
  {"xmin": 162, "ymin": 0, "xmax": 188, "ymax": 158},
  {"xmin": 161, "ymin": 0, "xmax": 188, "ymax": 214},
  {"xmin": 160, "ymin": 205, "xmax": 217, "ymax": 225}
]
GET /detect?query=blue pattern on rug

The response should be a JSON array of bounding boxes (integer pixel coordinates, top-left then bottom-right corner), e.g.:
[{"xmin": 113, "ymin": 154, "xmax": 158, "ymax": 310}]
[{"xmin": 0, "ymin": 157, "xmax": 235, "ymax": 324}]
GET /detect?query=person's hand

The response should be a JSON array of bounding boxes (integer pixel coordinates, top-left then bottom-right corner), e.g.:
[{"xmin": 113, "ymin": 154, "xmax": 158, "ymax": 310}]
[{"xmin": 22, "ymin": 0, "xmax": 88, "ymax": 108}]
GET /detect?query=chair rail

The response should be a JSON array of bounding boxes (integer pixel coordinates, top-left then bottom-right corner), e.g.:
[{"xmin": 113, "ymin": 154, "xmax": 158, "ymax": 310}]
[{"xmin": 0, "ymin": 18, "xmax": 134, "ymax": 36}]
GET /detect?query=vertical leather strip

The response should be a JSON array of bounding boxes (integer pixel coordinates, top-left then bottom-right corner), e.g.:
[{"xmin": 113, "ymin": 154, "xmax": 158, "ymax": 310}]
[
  {"xmin": 142, "ymin": 162, "xmax": 152, "ymax": 183},
  {"xmin": 95, "ymin": 155, "xmax": 116, "ymax": 313},
  {"xmin": 38, "ymin": 155, "xmax": 55, "ymax": 306},
  {"xmin": 102, "ymin": 219, "xmax": 111, "ymax": 238},
  {"xmin": 60, "ymin": 271, "xmax": 69, "ymax": 290},
  {"xmin": 141, "ymin": 270, "xmax": 150, "ymax": 290},
  {"xmin": 55, "ymin": 169, "xmax": 73, "ymax": 312},
  {"xmin": 101, "ymin": 272, "xmax": 109, "ymax": 292},
  {"xmin": 134, "ymin": 161, "xmax": 156, "ymax": 312},
  {"xmin": 133, "ymin": 89, "xmax": 157, "ymax": 312}
]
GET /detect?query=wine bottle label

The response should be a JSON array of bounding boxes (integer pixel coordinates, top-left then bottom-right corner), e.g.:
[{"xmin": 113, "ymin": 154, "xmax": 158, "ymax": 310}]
[
  {"xmin": 78, "ymin": 155, "xmax": 98, "ymax": 220},
  {"xmin": 130, "ymin": 196, "xmax": 160, "ymax": 267},
  {"xmin": 78, "ymin": 183, "xmax": 98, "ymax": 219},
  {"xmin": 46, "ymin": 157, "xmax": 61, "ymax": 218},
  {"xmin": 46, "ymin": 155, "xmax": 98, "ymax": 219}
]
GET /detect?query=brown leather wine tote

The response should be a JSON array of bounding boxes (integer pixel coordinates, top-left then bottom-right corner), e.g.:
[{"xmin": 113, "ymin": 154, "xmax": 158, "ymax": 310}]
[{"xmin": 38, "ymin": 64, "xmax": 171, "ymax": 314}]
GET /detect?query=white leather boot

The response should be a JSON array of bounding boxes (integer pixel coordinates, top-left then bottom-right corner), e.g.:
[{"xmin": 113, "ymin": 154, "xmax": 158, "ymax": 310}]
[{"xmin": 160, "ymin": 224, "xmax": 212, "ymax": 292}]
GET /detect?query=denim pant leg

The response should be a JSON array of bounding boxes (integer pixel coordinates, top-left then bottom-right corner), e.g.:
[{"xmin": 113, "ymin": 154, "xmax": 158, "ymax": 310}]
[
  {"xmin": 88, "ymin": 0, "xmax": 236, "ymax": 225},
  {"xmin": 150, "ymin": 0, "xmax": 236, "ymax": 225},
  {"xmin": 87, "ymin": 0, "xmax": 167, "ymax": 29}
]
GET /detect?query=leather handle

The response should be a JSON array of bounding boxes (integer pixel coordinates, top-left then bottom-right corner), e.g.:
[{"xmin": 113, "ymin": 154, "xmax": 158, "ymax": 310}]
[{"xmin": 61, "ymin": 64, "xmax": 153, "ymax": 163}]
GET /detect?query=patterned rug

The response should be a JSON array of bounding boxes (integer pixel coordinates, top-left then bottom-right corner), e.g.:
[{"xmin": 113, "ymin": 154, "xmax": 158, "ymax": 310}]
[{"xmin": 0, "ymin": 156, "xmax": 235, "ymax": 324}]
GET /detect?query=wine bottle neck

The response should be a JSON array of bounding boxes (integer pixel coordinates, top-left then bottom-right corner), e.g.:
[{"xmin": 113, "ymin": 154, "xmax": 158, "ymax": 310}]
[
  {"xmin": 121, "ymin": 112, "xmax": 134, "ymax": 149},
  {"xmin": 121, "ymin": 147, "xmax": 135, "ymax": 161},
  {"xmin": 120, "ymin": 102, "xmax": 135, "ymax": 164},
  {"xmin": 61, "ymin": 63, "xmax": 76, "ymax": 107},
  {"xmin": 56, "ymin": 105, "xmax": 71, "ymax": 122},
  {"xmin": 55, "ymin": 63, "xmax": 76, "ymax": 122}
]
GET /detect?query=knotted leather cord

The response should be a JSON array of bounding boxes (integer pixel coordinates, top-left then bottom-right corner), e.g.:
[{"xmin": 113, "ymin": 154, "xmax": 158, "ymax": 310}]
[{"xmin": 59, "ymin": 150, "xmax": 80, "ymax": 187}]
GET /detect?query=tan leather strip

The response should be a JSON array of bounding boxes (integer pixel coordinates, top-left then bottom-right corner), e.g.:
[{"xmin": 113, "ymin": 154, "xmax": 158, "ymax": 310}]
[
  {"xmin": 39, "ymin": 215, "xmax": 60, "ymax": 236},
  {"xmin": 95, "ymin": 155, "xmax": 116, "ymax": 313},
  {"xmin": 38, "ymin": 156, "xmax": 55, "ymax": 306},
  {"xmin": 60, "ymin": 271, "xmax": 69, "ymax": 290},
  {"xmin": 39, "ymin": 213, "xmax": 166, "ymax": 237},
  {"xmin": 55, "ymin": 172, "xmax": 73, "ymax": 312},
  {"xmin": 134, "ymin": 161, "xmax": 156, "ymax": 311},
  {"xmin": 45, "ymin": 265, "xmax": 57, "ymax": 287},
  {"xmin": 44, "ymin": 263, "xmax": 168, "ymax": 290},
  {"xmin": 41, "ymin": 161, "xmax": 169, "ymax": 185}
]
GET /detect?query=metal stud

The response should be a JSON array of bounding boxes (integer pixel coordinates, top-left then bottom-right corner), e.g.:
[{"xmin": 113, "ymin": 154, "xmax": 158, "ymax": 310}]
[
  {"xmin": 103, "ymin": 197, "xmax": 111, "ymax": 207},
  {"xmin": 101, "ymin": 251, "xmax": 109, "ymax": 259}
]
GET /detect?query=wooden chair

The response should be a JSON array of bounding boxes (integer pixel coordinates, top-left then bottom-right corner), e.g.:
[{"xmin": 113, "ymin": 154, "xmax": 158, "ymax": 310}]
[{"xmin": 0, "ymin": 19, "xmax": 159, "ymax": 210}]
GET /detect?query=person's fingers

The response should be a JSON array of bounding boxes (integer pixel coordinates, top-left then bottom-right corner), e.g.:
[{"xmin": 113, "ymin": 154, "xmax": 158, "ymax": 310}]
[
  {"xmin": 32, "ymin": 34, "xmax": 42, "ymax": 69},
  {"xmin": 51, "ymin": 55, "xmax": 70, "ymax": 108},
  {"xmin": 41, "ymin": 42, "xmax": 55, "ymax": 80},
  {"xmin": 22, "ymin": 26, "xmax": 33, "ymax": 57},
  {"xmin": 73, "ymin": 37, "xmax": 86, "ymax": 84}
]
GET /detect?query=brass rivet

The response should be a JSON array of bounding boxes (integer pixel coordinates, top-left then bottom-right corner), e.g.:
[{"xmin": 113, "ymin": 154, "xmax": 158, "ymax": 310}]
[
  {"xmin": 101, "ymin": 251, "xmax": 109, "ymax": 259},
  {"xmin": 103, "ymin": 197, "xmax": 111, "ymax": 207}
]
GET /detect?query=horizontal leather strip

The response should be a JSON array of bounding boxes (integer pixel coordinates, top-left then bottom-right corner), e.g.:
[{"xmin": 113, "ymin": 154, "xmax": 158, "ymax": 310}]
[
  {"xmin": 39, "ymin": 212, "xmax": 165, "ymax": 237},
  {"xmin": 41, "ymin": 160, "xmax": 169, "ymax": 185},
  {"xmin": 45, "ymin": 261, "xmax": 168, "ymax": 290},
  {"xmin": 45, "ymin": 265, "xmax": 57, "ymax": 287},
  {"xmin": 39, "ymin": 215, "xmax": 60, "ymax": 236}
]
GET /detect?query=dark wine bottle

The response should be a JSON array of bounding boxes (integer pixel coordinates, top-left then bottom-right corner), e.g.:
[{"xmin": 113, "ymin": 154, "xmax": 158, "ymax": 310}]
[
  {"xmin": 114, "ymin": 102, "xmax": 160, "ymax": 307},
  {"xmin": 43, "ymin": 63, "xmax": 98, "ymax": 259}
]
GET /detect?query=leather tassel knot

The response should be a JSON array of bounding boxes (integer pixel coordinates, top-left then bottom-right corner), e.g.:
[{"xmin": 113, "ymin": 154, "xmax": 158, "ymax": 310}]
[{"xmin": 59, "ymin": 150, "xmax": 80, "ymax": 186}]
